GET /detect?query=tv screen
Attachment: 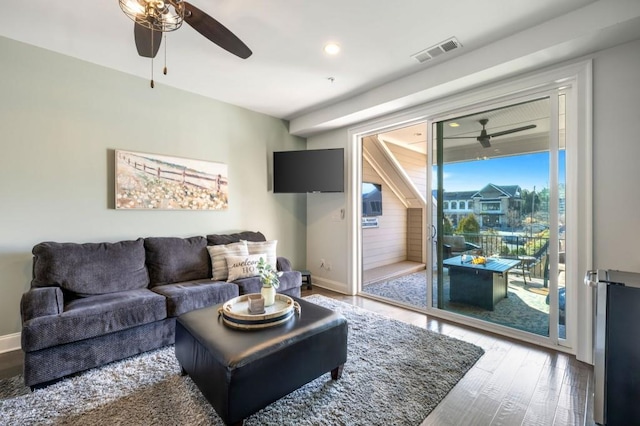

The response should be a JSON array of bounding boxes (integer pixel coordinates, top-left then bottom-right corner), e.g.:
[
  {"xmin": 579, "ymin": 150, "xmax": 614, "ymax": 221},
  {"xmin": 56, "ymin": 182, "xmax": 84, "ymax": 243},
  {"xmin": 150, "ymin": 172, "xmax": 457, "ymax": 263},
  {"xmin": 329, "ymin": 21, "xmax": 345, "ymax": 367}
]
[
  {"xmin": 273, "ymin": 149, "xmax": 344, "ymax": 193},
  {"xmin": 362, "ymin": 182, "xmax": 382, "ymax": 216}
]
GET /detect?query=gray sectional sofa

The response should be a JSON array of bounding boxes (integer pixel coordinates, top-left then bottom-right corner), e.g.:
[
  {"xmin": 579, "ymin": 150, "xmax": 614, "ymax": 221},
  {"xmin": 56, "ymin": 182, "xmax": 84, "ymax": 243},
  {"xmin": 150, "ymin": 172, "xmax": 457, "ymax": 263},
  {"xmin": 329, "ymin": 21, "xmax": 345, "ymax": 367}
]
[{"xmin": 20, "ymin": 231, "xmax": 302, "ymax": 388}]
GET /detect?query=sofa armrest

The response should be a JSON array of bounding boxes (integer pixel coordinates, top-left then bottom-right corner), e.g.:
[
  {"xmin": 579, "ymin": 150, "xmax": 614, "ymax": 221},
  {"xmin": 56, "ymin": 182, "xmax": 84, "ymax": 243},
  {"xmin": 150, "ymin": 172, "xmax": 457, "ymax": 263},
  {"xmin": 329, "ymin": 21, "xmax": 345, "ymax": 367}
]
[
  {"xmin": 21, "ymin": 287, "xmax": 64, "ymax": 323},
  {"xmin": 276, "ymin": 256, "xmax": 292, "ymax": 272}
]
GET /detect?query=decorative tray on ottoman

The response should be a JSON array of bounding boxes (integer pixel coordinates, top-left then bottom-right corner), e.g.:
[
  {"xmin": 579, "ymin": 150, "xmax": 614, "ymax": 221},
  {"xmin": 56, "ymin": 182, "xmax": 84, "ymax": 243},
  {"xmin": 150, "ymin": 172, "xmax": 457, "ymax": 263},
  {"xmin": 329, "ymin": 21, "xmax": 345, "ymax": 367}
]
[{"xmin": 218, "ymin": 294, "xmax": 301, "ymax": 330}]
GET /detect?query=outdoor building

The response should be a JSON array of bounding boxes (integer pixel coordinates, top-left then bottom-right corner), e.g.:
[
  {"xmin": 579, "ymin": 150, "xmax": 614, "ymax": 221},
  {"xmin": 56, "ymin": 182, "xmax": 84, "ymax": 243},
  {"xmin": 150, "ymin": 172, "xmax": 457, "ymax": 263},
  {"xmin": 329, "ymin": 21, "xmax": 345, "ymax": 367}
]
[
  {"xmin": 442, "ymin": 191, "xmax": 476, "ymax": 227},
  {"xmin": 442, "ymin": 184, "xmax": 523, "ymax": 229}
]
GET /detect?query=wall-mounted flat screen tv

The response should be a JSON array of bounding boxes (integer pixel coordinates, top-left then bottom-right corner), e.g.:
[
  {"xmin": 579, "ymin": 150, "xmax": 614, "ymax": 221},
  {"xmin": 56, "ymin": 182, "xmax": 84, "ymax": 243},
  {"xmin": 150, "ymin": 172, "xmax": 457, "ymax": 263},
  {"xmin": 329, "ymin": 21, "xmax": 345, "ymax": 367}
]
[
  {"xmin": 362, "ymin": 182, "xmax": 382, "ymax": 216},
  {"xmin": 273, "ymin": 148, "xmax": 344, "ymax": 193}
]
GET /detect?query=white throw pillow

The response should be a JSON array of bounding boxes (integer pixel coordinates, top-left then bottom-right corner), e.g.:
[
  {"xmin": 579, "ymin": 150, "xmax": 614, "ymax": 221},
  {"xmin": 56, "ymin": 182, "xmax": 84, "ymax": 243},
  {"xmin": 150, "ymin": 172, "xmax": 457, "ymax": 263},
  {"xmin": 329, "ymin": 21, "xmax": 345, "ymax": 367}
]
[
  {"xmin": 244, "ymin": 240, "xmax": 278, "ymax": 270},
  {"xmin": 225, "ymin": 253, "xmax": 266, "ymax": 282},
  {"xmin": 208, "ymin": 241, "xmax": 248, "ymax": 281}
]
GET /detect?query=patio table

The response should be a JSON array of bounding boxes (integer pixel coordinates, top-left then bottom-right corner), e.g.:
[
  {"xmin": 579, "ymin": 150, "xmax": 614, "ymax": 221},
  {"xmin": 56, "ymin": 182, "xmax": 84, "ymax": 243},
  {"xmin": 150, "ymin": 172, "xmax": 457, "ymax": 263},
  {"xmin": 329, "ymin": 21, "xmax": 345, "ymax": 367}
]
[{"xmin": 443, "ymin": 255, "xmax": 521, "ymax": 310}]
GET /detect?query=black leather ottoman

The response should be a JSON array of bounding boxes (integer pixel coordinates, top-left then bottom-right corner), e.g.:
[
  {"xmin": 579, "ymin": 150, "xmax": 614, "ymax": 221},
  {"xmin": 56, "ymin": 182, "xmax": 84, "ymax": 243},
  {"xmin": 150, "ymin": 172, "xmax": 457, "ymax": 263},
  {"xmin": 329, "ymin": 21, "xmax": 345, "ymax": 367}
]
[{"xmin": 175, "ymin": 297, "xmax": 348, "ymax": 426}]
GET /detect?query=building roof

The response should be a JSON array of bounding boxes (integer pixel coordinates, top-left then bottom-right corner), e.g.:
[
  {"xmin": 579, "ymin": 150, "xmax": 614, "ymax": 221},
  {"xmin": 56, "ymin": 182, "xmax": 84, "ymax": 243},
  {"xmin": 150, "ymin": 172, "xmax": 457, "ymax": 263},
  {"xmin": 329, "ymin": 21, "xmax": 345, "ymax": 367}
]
[
  {"xmin": 472, "ymin": 184, "xmax": 522, "ymax": 199},
  {"xmin": 434, "ymin": 184, "xmax": 522, "ymax": 201},
  {"xmin": 442, "ymin": 191, "xmax": 477, "ymax": 201}
]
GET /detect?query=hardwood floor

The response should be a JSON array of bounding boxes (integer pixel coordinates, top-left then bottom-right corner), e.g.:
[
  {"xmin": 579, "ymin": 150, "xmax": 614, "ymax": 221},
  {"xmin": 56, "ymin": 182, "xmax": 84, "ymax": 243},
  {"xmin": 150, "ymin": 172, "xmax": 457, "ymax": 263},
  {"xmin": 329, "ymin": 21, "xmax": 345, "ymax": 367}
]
[
  {"xmin": 304, "ymin": 287, "xmax": 594, "ymax": 426},
  {"xmin": 0, "ymin": 349, "xmax": 22, "ymax": 381},
  {"xmin": 0, "ymin": 287, "xmax": 594, "ymax": 425}
]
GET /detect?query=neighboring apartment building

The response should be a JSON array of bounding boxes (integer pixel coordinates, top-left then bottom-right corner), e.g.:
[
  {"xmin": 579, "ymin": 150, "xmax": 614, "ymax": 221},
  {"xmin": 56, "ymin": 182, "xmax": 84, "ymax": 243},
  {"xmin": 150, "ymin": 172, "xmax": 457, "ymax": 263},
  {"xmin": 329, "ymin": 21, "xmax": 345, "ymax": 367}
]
[{"xmin": 443, "ymin": 184, "xmax": 523, "ymax": 229}]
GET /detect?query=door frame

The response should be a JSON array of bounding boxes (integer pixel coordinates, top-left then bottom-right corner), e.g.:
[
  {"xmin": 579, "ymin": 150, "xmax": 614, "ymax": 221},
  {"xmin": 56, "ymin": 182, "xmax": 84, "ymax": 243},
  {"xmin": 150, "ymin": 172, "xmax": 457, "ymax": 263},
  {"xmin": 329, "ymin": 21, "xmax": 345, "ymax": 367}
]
[{"xmin": 347, "ymin": 59, "xmax": 593, "ymax": 362}]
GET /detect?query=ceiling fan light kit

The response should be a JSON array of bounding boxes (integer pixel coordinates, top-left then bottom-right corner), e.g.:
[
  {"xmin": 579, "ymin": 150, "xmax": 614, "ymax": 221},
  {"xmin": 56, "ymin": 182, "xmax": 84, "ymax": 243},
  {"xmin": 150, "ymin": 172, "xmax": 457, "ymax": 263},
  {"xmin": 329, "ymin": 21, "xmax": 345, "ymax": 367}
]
[
  {"xmin": 118, "ymin": 0, "xmax": 252, "ymax": 89},
  {"xmin": 119, "ymin": 0, "xmax": 185, "ymax": 32}
]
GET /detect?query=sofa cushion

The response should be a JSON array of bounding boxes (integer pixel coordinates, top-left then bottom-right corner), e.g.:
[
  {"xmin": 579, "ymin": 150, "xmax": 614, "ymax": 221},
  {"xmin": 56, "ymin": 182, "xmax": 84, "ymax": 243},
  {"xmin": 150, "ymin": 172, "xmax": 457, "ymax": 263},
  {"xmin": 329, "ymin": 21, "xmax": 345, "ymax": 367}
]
[
  {"xmin": 245, "ymin": 240, "xmax": 278, "ymax": 270},
  {"xmin": 21, "ymin": 287, "xmax": 64, "ymax": 323},
  {"xmin": 207, "ymin": 241, "xmax": 248, "ymax": 281},
  {"xmin": 145, "ymin": 236, "xmax": 210, "ymax": 287},
  {"xmin": 206, "ymin": 231, "xmax": 266, "ymax": 246},
  {"xmin": 151, "ymin": 279, "xmax": 238, "ymax": 317},
  {"xmin": 226, "ymin": 253, "xmax": 264, "ymax": 281},
  {"xmin": 233, "ymin": 270, "xmax": 302, "ymax": 295},
  {"xmin": 21, "ymin": 289, "xmax": 167, "ymax": 352},
  {"xmin": 31, "ymin": 239, "xmax": 149, "ymax": 297}
]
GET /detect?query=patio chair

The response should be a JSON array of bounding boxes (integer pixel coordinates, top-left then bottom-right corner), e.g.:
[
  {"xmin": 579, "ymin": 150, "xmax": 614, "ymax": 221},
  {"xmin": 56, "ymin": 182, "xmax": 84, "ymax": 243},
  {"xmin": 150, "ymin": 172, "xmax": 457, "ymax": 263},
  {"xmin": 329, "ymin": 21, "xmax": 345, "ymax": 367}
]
[
  {"xmin": 519, "ymin": 241, "xmax": 549, "ymax": 287},
  {"xmin": 442, "ymin": 235, "xmax": 481, "ymax": 258}
]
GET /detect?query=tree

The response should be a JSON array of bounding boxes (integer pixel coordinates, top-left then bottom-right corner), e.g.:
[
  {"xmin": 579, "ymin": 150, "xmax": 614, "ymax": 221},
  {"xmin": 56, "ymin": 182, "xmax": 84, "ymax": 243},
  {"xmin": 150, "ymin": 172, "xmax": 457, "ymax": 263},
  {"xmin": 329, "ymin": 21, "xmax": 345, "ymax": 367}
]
[
  {"xmin": 443, "ymin": 216, "xmax": 453, "ymax": 235},
  {"xmin": 456, "ymin": 214, "xmax": 480, "ymax": 241},
  {"xmin": 521, "ymin": 188, "xmax": 542, "ymax": 216},
  {"xmin": 537, "ymin": 188, "xmax": 550, "ymax": 211}
]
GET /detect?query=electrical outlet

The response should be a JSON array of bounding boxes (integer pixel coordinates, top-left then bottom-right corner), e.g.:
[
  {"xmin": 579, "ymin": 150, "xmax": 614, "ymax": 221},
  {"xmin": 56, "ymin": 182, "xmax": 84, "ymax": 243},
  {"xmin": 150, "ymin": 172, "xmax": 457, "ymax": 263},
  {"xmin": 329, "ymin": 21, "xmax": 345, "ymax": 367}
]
[{"xmin": 326, "ymin": 263, "xmax": 332, "ymax": 271}]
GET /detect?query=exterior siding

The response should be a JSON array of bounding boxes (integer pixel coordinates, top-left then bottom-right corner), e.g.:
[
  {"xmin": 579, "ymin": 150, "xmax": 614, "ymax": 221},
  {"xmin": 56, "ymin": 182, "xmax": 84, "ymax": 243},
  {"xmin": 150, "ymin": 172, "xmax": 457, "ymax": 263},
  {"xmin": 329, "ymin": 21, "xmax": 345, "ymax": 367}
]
[
  {"xmin": 362, "ymin": 159, "xmax": 407, "ymax": 271},
  {"xmin": 387, "ymin": 143, "xmax": 428, "ymax": 199},
  {"xmin": 407, "ymin": 208, "xmax": 423, "ymax": 262}
]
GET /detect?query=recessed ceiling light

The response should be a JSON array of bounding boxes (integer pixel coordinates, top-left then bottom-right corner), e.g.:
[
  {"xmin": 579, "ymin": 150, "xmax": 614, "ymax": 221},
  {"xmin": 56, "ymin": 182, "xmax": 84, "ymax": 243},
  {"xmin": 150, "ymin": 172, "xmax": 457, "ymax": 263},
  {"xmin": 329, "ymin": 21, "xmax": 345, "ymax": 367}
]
[
  {"xmin": 324, "ymin": 43, "xmax": 341, "ymax": 55},
  {"xmin": 448, "ymin": 122, "xmax": 460, "ymax": 128}
]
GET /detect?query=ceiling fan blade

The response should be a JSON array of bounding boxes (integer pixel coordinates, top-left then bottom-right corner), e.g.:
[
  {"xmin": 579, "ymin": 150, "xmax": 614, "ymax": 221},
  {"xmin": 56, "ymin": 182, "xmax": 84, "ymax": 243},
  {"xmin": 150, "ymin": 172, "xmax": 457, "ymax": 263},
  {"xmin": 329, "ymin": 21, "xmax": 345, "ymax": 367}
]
[
  {"xmin": 488, "ymin": 124, "xmax": 537, "ymax": 138},
  {"xmin": 183, "ymin": 2, "xmax": 252, "ymax": 59},
  {"xmin": 478, "ymin": 137, "xmax": 492, "ymax": 148},
  {"xmin": 442, "ymin": 136, "xmax": 478, "ymax": 139},
  {"xmin": 134, "ymin": 23, "xmax": 162, "ymax": 58}
]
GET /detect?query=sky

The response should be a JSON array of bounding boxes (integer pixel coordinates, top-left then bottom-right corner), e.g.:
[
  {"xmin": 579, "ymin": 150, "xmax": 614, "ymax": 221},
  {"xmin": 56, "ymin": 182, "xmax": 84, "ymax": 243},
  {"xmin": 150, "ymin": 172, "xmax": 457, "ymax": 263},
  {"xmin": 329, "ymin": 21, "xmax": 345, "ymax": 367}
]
[{"xmin": 436, "ymin": 152, "xmax": 566, "ymax": 192}]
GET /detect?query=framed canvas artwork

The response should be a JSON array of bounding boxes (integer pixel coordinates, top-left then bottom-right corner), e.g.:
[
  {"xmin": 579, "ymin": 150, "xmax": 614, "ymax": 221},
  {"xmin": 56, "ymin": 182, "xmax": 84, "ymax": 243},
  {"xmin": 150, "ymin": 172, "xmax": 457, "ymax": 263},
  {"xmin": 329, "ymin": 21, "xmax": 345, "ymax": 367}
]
[{"xmin": 115, "ymin": 150, "xmax": 228, "ymax": 210}]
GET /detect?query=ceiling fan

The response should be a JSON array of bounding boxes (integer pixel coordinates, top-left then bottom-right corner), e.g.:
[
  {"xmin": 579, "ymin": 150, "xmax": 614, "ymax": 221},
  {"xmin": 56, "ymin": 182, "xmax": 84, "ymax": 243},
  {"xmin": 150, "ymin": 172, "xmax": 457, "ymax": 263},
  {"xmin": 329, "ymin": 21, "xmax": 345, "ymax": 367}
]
[
  {"xmin": 444, "ymin": 118, "xmax": 537, "ymax": 148},
  {"xmin": 119, "ymin": 0, "xmax": 252, "ymax": 85}
]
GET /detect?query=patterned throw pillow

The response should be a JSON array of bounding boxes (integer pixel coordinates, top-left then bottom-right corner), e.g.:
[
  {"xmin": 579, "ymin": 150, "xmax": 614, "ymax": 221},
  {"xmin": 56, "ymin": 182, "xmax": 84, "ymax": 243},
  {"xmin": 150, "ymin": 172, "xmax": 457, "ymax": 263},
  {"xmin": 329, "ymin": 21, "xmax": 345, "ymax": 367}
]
[
  {"xmin": 244, "ymin": 240, "xmax": 278, "ymax": 270},
  {"xmin": 225, "ymin": 253, "xmax": 266, "ymax": 282},
  {"xmin": 207, "ymin": 241, "xmax": 248, "ymax": 281}
]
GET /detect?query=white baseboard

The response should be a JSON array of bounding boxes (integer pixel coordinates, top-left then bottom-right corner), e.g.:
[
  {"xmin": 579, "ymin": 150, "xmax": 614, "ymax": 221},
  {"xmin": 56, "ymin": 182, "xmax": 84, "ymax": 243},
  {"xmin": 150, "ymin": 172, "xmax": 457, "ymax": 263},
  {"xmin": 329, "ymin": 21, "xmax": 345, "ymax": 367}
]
[
  {"xmin": 311, "ymin": 277, "xmax": 349, "ymax": 294},
  {"xmin": 0, "ymin": 333, "xmax": 21, "ymax": 354}
]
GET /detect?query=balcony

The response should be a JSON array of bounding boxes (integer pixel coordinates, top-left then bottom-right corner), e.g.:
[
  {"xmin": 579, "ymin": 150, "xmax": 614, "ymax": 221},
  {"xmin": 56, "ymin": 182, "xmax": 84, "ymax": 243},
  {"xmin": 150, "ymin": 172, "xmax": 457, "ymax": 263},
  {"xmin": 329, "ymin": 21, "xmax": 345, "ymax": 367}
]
[{"xmin": 361, "ymin": 232, "xmax": 565, "ymax": 338}]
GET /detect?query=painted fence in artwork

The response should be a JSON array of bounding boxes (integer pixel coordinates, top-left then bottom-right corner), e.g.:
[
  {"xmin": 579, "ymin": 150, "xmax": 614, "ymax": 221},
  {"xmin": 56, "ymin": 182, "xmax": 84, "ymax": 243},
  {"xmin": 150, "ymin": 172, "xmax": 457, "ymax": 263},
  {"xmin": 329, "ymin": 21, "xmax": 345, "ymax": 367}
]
[{"xmin": 118, "ymin": 152, "xmax": 227, "ymax": 191}]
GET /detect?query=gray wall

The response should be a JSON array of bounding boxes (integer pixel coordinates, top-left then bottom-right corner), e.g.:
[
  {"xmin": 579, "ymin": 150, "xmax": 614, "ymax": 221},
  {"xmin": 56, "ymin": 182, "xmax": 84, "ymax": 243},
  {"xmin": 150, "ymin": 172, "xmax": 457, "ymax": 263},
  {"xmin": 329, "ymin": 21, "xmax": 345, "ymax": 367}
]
[
  {"xmin": 305, "ymin": 129, "xmax": 348, "ymax": 292},
  {"xmin": 0, "ymin": 36, "xmax": 307, "ymax": 338},
  {"xmin": 592, "ymin": 39, "xmax": 640, "ymax": 271}
]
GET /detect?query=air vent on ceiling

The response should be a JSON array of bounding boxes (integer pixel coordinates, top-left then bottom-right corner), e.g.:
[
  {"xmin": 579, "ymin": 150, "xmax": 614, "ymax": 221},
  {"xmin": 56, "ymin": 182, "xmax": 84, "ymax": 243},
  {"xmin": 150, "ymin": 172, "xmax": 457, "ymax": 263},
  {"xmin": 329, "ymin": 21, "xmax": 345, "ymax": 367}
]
[{"xmin": 411, "ymin": 37, "xmax": 462, "ymax": 64}]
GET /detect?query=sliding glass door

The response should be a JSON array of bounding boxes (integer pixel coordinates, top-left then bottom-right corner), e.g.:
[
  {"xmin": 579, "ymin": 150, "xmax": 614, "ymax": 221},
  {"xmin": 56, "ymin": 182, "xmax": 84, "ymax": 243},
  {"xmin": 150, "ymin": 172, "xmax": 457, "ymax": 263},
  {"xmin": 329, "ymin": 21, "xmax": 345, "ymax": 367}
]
[{"xmin": 430, "ymin": 95, "xmax": 567, "ymax": 341}]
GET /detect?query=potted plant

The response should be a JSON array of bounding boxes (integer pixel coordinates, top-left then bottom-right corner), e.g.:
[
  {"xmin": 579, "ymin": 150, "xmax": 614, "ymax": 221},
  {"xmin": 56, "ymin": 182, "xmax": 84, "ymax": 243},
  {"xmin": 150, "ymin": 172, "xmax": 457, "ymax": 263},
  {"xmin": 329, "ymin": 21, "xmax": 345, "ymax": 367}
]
[{"xmin": 257, "ymin": 257, "xmax": 281, "ymax": 306}]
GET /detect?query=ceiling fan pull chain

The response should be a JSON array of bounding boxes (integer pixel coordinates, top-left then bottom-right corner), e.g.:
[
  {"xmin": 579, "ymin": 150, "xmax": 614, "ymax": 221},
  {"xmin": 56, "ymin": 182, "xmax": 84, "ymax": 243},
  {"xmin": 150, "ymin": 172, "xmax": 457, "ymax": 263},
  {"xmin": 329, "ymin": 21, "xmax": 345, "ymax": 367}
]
[
  {"xmin": 163, "ymin": 33, "xmax": 168, "ymax": 75},
  {"xmin": 150, "ymin": 31, "xmax": 155, "ymax": 88}
]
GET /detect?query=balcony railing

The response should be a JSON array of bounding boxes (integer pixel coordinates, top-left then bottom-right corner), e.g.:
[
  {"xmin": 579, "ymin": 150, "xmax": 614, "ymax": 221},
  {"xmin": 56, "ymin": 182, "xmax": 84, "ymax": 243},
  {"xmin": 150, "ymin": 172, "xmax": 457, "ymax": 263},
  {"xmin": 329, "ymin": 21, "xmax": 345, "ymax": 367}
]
[
  {"xmin": 455, "ymin": 233, "xmax": 549, "ymax": 256},
  {"xmin": 447, "ymin": 232, "xmax": 563, "ymax": 281}
]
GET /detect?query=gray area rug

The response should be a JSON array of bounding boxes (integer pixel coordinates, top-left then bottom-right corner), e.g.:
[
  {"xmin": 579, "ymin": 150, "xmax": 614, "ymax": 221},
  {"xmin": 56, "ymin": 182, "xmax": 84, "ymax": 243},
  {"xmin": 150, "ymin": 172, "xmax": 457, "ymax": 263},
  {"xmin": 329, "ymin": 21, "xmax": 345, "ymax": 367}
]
[
  {"xmin": 363, "ymin": 271, "xmax": 552, "ymax": 336},
  {"xmin": 0, "ymin": 295, "xmax": 483, "ymax": 426}
]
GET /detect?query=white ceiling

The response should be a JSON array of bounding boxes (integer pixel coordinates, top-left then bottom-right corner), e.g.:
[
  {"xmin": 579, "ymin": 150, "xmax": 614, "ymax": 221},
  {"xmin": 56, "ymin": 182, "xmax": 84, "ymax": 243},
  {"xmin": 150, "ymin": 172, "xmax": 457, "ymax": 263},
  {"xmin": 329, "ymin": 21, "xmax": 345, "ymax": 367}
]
[
  {"xmin": 379, "ymin": 98, "xmax": 552, "ymax": 160},
  {"xmin": 0, "ymin": 0, "xmax": 601, "ymax": 121}
]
